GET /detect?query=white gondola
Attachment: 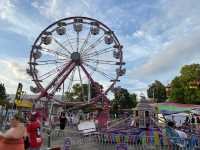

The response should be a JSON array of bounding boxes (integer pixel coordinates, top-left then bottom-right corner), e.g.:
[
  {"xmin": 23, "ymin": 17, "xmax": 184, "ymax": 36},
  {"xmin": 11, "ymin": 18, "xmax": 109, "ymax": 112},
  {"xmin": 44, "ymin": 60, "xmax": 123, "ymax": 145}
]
[
  {"xmin": 30, "ymin": 86, "xmax": 40, "ymax": 93},
  {"xmin": 116, "ymin": 68, "xmax": 126, "ymax": 76},
  {"xmin": 41, "ymin": 35, "xmax": 52, "ymax": 45},
  {"xmin": 56, "ymin": 26, "xmax": 66, "ymax": 35},
  {"xmin": 113, "ymin": 50, "xmax": 120, "ymax": 59},
  {"xmin": 104, "ymin": 35, "xmax": 113, "ymax": 44},
  {"xmin": 90, "ymin": 22, "xmax": 99, "ymax": 35},
  {"xmin": 33, "ymin": 50, "xmax": 42, "ymax": 59},
  {"xmin": 104, "ymin": 31, "xmax": 113, "ymax": 45},
  {"xmin": 73, "ymin": 18, "xmax": 83, "ymax": 32}
]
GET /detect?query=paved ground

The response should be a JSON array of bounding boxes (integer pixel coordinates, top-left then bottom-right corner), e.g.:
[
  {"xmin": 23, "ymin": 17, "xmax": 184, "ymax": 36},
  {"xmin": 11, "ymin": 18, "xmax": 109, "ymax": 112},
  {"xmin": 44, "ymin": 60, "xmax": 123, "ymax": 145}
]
[
  {"xmin": 42, "ymin": 127, "xmax": 105, "ymax": 150},
  {"xmin": 41, "ymin": 127, "xmax": 158, "ymax": 150}
]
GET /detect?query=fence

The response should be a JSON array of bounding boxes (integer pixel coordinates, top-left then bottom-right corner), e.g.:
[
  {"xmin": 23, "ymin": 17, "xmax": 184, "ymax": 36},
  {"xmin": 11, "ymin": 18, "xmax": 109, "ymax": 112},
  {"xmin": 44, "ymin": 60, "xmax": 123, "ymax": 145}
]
[
  {"xmin": 42, "ymin": 127, "xmax": 200, "ymax": 150},
  {"xmin": 67, "ymin": 133, "xmax": 200, "ymax": 150}
]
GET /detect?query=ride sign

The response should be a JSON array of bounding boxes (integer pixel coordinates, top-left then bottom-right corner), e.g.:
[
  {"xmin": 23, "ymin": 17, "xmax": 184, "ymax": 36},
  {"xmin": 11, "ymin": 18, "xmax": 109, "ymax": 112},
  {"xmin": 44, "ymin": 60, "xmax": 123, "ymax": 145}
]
[
  {"xmin": 63, "ymin": 137, "xmax": 71, "ymax": 150},
  {"xmin": 116, "ymin": 144, "xmax": 128, "ymax": 150},
  {"xmin": 15, "ymin": 83, "xmax": 23, "ymax": 105}
]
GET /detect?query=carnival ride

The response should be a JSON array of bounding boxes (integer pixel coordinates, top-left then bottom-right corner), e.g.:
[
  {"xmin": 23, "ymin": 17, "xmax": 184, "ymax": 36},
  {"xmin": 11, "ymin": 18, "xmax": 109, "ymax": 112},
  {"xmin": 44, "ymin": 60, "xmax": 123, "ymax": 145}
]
[
  {"xmin": 24, "ymin": 16, "xmax": 200, "ymax": 149},
  {"xmin": 26, "ymin": 16, "xmax": 125, "ymax": 128}
]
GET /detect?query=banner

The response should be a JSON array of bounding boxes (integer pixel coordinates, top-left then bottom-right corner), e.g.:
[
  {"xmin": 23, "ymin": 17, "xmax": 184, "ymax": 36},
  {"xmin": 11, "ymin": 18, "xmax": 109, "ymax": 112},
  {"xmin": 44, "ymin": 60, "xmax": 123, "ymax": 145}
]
[{"xmin": 15, "ymin": 83, "xmax": 23, "ymax": 105}]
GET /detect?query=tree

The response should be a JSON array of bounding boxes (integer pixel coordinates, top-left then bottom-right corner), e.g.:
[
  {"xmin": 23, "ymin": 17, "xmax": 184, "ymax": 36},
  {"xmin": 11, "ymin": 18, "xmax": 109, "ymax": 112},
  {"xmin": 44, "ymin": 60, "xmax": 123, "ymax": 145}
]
[
  {"xmin": 147, "ymin": 80, "xmax": 167, "ymax": 103},
  {"xmin": 64, "ymin": 91, "xmax": 74, "ymax": 101},
  {"xmin": 169, "ymin": 64, "xmax": 200, "ymax": 104},
  {"xmin": 64, "ymin": 82, "xmax": 103, "ymax": 101},
  {"xmin": 111, "ymin": 88, "xmax": 137, "ymax": 115},
  {"xmin": 0, "ymin": 83, "xmax": 7, "ymax": 101},
  {"xmin": 170, "ymin": 77, "xmax": 185, "ymax": 103}
]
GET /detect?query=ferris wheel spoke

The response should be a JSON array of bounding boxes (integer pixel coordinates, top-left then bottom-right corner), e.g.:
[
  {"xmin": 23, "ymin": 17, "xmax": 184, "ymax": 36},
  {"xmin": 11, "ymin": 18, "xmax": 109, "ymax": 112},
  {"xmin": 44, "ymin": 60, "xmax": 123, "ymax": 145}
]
[
  {"xmin": 40, "ymin": 71, "xmax": 58, "ymax": 81},
  {"xmin": 41, "ymin": 47, "xmax": 70, "ymax": 59},
  {"xmin": 49, "ymin": 62, "xmax": 76, "ymax": 96},
  {"xmin": 52, "ymin": 37, "xmax": 72, "ymax": 55},
  {"xmin": 37, "ymin": 61, "xmax": 65, "ymax": 65},
  {"xmin": 81, "ymin": 34, "xmax": 104, "ymax": 55},
  {"xmin": 38, "ymin": 63, "xmax": 66, "ymax": 79},
  {"xmin": 64, "ymin": 32, "xmax": 74, "ymax": 51},
  {"xmin": 78, "ymin": 66, "xmax": 86, "ymax": 101},
  {"xmin": 82, "ymin": 47, "xmax": 114, "ymax": 59},
  {"xmin": 79, "ymin": 31, "xmax": 91, "ymax": 54},
  {"xmin": 37, "ymin": 58, "xmax": 67, "ymax": 63},
  {"xmin": 76, "ymin": 32, "xmax": 79, "ymax": 52},
  {"xmin": 84, "ymin": 58, "xmax": 117, "ymax": 65},
  {"xmin": 66, "ymin": 67, "xmax": 76, "ymax": 94},
  {"xmin": 44, "ymin": 61, "xmax": 74, "ymax": 92},
  {"xmin": 83, "ymin": 62, "xmax": 115, "ymax": 80}
]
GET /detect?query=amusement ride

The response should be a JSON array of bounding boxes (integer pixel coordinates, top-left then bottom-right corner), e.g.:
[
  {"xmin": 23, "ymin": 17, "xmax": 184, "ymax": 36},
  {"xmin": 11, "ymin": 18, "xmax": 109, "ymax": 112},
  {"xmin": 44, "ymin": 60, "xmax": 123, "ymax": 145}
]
[
  {"xmin": 1, "ymin": 16, "xmax": 198, "ymax": 149},
  {"xmin": 26, "ymin": 16, "xmax": 125, "ymax": 128}
]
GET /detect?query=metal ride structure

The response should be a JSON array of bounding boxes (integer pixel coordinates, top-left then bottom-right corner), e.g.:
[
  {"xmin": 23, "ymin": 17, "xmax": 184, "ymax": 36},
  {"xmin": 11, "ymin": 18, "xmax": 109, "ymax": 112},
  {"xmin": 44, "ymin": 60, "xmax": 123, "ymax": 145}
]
[{"xmin": 27, "ymin": 16, "xmax": 125, "ymax": 128}]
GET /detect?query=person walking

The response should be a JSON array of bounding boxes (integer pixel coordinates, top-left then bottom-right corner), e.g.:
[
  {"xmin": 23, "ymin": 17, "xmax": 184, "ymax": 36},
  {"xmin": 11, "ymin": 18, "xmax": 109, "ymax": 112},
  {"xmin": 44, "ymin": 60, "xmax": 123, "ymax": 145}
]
[
  {"xmin": 59, "ymin": 112, "xmax": 67, "ymax": 130},
  {"xmin": 197, "ymin": 117, "xmax": 200, "ymax": 129},
  {"xmin": 27, "ymin": 112, "xmax": 43, "ymax": 150},
  {"xmin": 0, "ymin": 114, "xmax": 26, "ymax": 150}
]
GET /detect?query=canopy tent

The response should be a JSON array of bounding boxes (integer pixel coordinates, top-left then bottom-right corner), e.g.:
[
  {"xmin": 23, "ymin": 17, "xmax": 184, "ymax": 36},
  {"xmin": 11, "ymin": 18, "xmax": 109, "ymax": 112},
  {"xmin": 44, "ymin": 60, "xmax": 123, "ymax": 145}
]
[
  {"xmin": 190, "ymin": 109, "xmax": 200, "ymax": 115},
  {"xmin": 150, "ymin": 102, "xmax": 200, "ymax": 126},
  {"xmin": 165, "ymin": 113, "xmax": 189, "ymax": 127},
  {"xmin": 151, "ymin": 102, "xmax": 200, "ymax": 115}
]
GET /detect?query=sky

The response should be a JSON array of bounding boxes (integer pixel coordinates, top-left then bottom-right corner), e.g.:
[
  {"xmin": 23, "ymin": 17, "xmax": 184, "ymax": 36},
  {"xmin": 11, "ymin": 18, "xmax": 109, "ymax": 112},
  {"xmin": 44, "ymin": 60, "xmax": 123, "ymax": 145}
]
[{"xmin": 0, "ymin": 0, "xmax": 200, "ymax": 96}]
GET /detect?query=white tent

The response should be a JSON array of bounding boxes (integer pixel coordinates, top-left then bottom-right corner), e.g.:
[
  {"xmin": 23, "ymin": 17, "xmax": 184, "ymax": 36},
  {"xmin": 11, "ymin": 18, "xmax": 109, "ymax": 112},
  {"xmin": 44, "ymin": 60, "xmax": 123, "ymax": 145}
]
[
  {"xmin": 191, "ymin": 109, "xmax": 200, "ymax": 115},
  {"xmin": 165, "ymin": 113, "xmax": 189, "ymax": 127}
]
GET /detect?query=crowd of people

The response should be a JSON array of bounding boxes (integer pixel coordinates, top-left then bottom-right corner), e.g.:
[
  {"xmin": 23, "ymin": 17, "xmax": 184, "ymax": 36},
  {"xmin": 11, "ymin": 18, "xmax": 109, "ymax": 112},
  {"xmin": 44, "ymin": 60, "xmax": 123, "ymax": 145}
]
[
  {"xmin": 0, "ymin": 112, "xmax": 43, "ymax": 150},
  {"xmin": 59, "ymin": 111, "xmax": 95, "ymax": 130},
  {"xmin": 182, "ymin": 115, "xmax": 200, "ymax": 132}
]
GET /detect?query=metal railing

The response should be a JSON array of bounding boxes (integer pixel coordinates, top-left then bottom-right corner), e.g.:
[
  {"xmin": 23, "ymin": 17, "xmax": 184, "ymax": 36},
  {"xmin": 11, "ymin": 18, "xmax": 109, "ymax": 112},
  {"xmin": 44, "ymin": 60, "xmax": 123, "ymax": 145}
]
[{"xmin": 67, "ymin": 133, "xmax": 200, "ymax": 149}]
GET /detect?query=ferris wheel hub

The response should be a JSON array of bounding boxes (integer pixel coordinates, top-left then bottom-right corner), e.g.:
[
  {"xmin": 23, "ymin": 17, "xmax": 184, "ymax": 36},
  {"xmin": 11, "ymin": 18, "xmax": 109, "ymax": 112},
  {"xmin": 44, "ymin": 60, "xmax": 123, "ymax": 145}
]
[{"xmin": 71, "ymin": 52, "xmax": 81, "ymax": 63}]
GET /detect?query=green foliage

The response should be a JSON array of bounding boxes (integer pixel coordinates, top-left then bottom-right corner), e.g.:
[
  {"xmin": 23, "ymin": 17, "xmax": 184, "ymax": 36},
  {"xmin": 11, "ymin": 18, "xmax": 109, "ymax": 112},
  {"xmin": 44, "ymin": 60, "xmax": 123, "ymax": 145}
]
[
  {"xmin": 64, "ymin": 82, "xmax": 102, "ymax": 101},
  {"xmin": 111, "ymin": 88, "xmax": 137, "ymax": 114},
  {"xmin": 147, "ymin": 80, "xmax": 167, "ymax": 103},
  {"xmin": 0, "ymin": 83, "xmax": 8, "ymax": 101},
  {"xmin": 170, "ymin": 64, "xmax": 200, "ymax": 104}
]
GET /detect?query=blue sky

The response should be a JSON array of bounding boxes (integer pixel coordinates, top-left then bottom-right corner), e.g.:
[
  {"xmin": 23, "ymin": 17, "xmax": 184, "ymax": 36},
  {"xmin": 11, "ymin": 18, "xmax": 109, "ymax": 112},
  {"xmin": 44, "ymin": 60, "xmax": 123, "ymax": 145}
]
[{"xmin": 0, "ymin": 0, "xmax": 200, "ymax": 95}]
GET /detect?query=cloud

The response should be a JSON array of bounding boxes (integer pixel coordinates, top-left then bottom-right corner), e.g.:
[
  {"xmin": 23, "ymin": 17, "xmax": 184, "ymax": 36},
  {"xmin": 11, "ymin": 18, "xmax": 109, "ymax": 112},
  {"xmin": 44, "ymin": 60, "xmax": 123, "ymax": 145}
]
[
  {"xmin": 0, "ymin": 0, "xmax": 43, "ymax": 40},
  {"xmin": 31, "ymin": 0, "xmax": 61, "ymax": 20},
  {"xmin": 1, "ymin": 0, "xmax": 200, "ymax": 96},
  {"xmin": 0, "ymin": 60, "xmax": 28, "ymax": 80},
  {"xmin": 0, "ymin": 0, "xmax": 14, "ymax": 19},
  {"xmin": 127, "ymin": 0, "xmax": 200, "ymax": 83},
  {"xmin": 0, "ymin": 57, "xmax": 32, "ymax": 93},
  {"xmin": 31, "ymin": 0, "xmax": 93, "ymax": 20},
  {"xmin": 129, "ymin": 26, "xmax": 200, "ymax": 82},
  {"xmin": 133, "ymin": 30, "xmax": 145, "ymax": 38}
]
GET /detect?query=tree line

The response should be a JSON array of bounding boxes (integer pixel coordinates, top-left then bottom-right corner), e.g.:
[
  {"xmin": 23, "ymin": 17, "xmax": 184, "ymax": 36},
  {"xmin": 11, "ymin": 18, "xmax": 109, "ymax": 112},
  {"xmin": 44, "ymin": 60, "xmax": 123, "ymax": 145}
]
[
  {"xmin": 147, "ymin": 64, "xmax": 200, "ymax": 104},
  {"xmin": 1, "ymin": 63, "xmax": 199, "ymax": 109}
]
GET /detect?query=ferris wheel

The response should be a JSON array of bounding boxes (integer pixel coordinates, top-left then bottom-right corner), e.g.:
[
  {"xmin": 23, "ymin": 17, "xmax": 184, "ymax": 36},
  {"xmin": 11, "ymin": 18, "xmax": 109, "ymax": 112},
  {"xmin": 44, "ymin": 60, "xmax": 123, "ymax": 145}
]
[{"xmin": 27, "ymin": 16, "xmax": 125, "ymax": 102}]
